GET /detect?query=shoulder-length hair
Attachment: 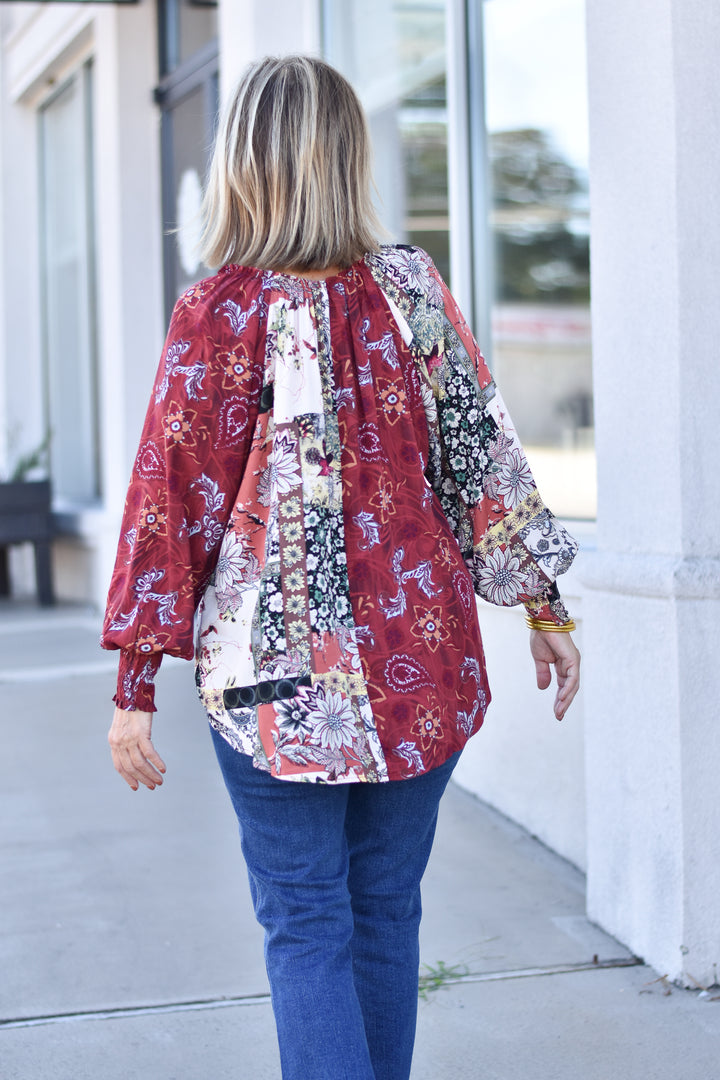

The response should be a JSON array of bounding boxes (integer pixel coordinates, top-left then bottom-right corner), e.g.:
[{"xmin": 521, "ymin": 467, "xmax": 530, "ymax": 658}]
[{"xmin": 199, "ymin": 55, "xmax": 383, "ymax": 272}]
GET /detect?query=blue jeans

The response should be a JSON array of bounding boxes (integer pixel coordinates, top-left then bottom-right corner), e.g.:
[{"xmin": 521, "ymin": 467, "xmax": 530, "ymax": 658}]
[{"xmin": 211, "ymin": 728, "xmax": 459, "ymax": 1080}]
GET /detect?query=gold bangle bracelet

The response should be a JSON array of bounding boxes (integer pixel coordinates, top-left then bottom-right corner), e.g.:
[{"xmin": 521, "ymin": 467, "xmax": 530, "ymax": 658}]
[{"xmin": 525, "ymin": 616, "xmax": 576, "ymax": 633}]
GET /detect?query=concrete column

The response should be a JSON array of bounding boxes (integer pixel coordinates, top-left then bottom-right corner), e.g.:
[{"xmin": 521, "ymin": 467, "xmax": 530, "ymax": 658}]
[{"xmin": 583, "ymin": 0, "xmax": 720, "ymax": 985}]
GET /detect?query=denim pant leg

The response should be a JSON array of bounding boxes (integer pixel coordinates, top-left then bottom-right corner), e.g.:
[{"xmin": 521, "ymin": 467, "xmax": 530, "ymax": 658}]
[
  {"xmin": 210, "ymin": 729, "xmax": 375, "ymax": 1080},
  {"xmin": 211, "ymin": 729, "xmax": 459, "ymax": 1080},
  {"xmin": 344, "ymin": 752, "xmax": 460, "ymax": 1080}
]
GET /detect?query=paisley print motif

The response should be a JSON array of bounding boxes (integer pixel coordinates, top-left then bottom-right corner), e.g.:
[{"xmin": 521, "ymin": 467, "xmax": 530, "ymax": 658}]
[
  {"xmin": 215, "ymin": 396, "xmax": 250, "ymax": 447},
  {"xmin": 384, "ymin": 654, "xmax": 434, "ymax": 694},
  {"xmin": 135, "ymin": 440, "xmax": 166, "ymax": 480}
]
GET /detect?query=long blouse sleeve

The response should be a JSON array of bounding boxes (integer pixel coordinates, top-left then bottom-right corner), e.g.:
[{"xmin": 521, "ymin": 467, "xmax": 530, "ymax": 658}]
[
  {"xmin": 101, "ymin": 281, "xmax": 263, "ymax": 710},
  {"xmin": 371, "ymin": 246, "xmax": 577, "ymax": 624}
]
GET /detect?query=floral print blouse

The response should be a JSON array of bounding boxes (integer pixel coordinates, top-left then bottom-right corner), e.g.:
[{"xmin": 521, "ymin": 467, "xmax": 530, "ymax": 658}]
[{"xmin": 102, "ymin": 245, "xmax": 577, "ymax": 784}]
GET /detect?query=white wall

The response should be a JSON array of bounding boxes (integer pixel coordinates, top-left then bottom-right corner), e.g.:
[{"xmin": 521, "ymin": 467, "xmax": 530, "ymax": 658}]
[{"xmin": 455, "ymin": 558, "xmax": 587, "ymax": 872}]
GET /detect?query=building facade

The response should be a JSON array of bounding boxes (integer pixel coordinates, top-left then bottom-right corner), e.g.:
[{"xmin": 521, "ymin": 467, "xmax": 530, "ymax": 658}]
[{"xmin": 0, "ymin": 0, "xmax": 717, "ymax": 987}]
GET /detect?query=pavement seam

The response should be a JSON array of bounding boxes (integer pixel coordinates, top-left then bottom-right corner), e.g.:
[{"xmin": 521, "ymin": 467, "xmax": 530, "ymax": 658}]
[
  {"xmin": 423, "ymin": 956, "xmax": 643, "ymax": 989},
  {"xmin": 0, "ymin": 957, "xmax": 643, "ymax": 1031},
  {"xmin": 0, "ymin": 994, "xmax": 273, "ymax": 1030}
]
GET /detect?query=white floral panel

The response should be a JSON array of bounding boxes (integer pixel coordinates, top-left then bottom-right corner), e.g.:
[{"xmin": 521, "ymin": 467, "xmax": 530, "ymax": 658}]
[{"xmin": 269, "ymin": 298, "xmax": 325, "ymax": 424}]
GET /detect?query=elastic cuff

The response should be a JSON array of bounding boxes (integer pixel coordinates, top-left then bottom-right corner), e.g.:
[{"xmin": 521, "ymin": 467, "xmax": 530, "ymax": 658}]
[
  {"xmin": 114, "ymin": 649, "xmax": 161, "ymax": 712},
  {"xmin": 112, "ymin": 689, "xmax": 157, "ymax": 713}
]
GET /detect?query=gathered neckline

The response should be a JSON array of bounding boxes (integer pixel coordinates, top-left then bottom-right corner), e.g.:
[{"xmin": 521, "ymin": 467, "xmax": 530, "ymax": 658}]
[{"xmin": 218, "ymin": 251, "xmax": 386, "ymax": 288}]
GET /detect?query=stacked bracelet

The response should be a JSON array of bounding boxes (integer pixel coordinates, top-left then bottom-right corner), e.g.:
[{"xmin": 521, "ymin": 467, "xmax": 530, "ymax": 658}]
[{"xmin": 524, "ymin": 615, "xmax": 576, "ymax": 633}]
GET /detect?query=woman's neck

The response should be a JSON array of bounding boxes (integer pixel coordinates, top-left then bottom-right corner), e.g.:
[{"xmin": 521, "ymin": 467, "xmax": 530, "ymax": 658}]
[{"xmin": 277, "ymin": 266, "xmax": 342, "ymax": 281}]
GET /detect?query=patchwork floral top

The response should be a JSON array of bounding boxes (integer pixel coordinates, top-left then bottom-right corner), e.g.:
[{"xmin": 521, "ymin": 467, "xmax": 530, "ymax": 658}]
[{"xmin": 102, "ymin": 245, "xmax": 577, "ymax": 784}]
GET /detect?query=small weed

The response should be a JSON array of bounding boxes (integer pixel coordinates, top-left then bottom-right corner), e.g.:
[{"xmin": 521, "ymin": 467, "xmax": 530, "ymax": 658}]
[
  {"xmin": 418, "ymin": 960, "xmax": 469, "ymax": 1000},
  {"xmin": 639, "ymin": 973, "xmax": 673, "ymax": 996}
]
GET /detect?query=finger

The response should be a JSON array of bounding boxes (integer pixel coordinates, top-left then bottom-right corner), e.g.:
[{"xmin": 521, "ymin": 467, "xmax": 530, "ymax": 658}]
[
  {"xmin": 108, "ymin": 709, "xmax": 163, "ymax": 791},
  {"xmin": 555, "ymin": 666, "xmax": 580, "ymax": 719},
  {"xmin": 118, "ymin": 745, "xmax": 160, "ymax": 791},
  {"xmin": 559, "ymin": 681, "xmax": 579, "ymax": 714},
  {"xmin": 127, "ymin": 745, "xmax": 164, "ymax": 788},
  {"xmin": 533, "ymin": 658, "xmax": 552, "ymax": 690},
  {"xmin": 116, "ymin": 765, "xmax": 140, "ymax": 791},
  {"xmin": 559, "ymin": 674, "xmax": 579, "ymax": 704},
  {"xmin": 110, "ymin": 749, "xmax": 140, "ymax": 791},
  {"xmin": 138, "ymin": 738, "xmax": 167, "ymax": 774},
  {"xmin": 557, "ymin": 659, "xmax": 580, "ymax": 699},
  {"xmin": 116, "ymin": 745, "xmax": 149, "ymax": 788}
]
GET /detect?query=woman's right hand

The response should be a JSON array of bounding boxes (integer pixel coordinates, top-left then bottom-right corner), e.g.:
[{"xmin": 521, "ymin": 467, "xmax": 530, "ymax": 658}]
[
  {"xmin": 108, "ymin": 707, "xmax": 166, "ymax": 791},
  {"xmin": 529, "ymin": 630, "xmax": 581, "ymax": 721}
]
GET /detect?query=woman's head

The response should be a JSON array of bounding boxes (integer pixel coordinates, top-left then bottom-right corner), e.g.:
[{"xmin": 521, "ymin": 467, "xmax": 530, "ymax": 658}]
[{"xmin": 200, "ymin": 56, "xmax": 382, "ymax": 272}]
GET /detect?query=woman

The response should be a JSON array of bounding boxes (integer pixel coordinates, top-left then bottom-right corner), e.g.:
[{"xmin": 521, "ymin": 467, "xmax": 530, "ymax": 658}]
[{"xmin": 103, "ymin": 55, "xmax": 580, "ymax": 1080}]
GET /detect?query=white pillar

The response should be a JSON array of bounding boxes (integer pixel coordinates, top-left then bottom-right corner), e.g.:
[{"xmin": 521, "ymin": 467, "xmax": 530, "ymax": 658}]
[{"xmin": 583, "ymin": 0, "xmax": 720, "ymax": 985}]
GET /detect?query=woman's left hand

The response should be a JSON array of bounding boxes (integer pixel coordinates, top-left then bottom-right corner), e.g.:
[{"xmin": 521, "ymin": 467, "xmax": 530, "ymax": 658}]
[
  {"xmin": 108, "ymin": 707, "xmax": 166, "ymax": 791},
  {"xmin": 529, "ymin": 630, "xmax": 581, "ymax": 721}
]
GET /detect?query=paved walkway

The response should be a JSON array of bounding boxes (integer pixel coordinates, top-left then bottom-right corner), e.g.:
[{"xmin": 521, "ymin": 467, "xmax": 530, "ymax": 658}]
[{"xmin": 1, "ymin": 602, "xmax": 718, "ymax": 1078}]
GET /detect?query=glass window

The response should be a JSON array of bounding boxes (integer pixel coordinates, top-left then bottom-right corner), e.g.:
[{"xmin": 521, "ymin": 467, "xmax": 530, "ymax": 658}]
[
  {"xmin": 159, "ymin": 0, "xmax": 218, "ymax": 77},
  {"xmin": 483, "ymin": 0, "xmax": 595, "ymax": 518},
  {"xmin": 324, "ymin": 0, "xmax": 451, "ymax": 282},
  {"xmin": 164, "ymin": 82, "xmax": 216, "ymax": 304},
  {"xmin": 39, "ymin": 63, "xmax": 99, "ymax": 505}
]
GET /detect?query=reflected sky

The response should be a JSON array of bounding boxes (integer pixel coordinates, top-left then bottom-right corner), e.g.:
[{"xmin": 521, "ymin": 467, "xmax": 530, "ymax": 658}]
[{"xmin": 484, "ymin": 0, "xmax": 589, "ymax": 171}]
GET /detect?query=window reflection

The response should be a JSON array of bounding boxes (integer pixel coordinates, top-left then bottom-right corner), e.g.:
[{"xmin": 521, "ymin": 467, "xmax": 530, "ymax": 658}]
[
  {"xmin": 324, "ymin": 0, "xmax": 450, "ymax": 281},
  {"xmin": 159, "ymin": 0, "xmax": 218, "ymax": 77},
  {"xmin": 484, "ymin": 0, "xmax": 595, "ymax": 518},
  {"xmin": 325, "ymin": 0, "xmax": 595, "ymax": 518}
]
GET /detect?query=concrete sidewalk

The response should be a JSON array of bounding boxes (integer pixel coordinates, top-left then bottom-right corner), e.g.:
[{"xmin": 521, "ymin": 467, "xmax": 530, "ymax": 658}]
[{"xmin": 1, "ymin": 603, "xmax": 718, "ymax": 1079}]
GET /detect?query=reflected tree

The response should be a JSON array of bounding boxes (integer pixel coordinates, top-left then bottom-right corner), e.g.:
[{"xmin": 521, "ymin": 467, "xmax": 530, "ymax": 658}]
[{"xmin": 490, "ymin": 129, "xmax": 590, "ymax": 304}]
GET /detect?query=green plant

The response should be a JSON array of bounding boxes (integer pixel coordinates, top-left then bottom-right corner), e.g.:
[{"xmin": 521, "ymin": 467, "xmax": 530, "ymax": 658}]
[
  {"xmin": 418, "ymin": 960, "xmax": 469, "ymax": 1001},
  {"xmin": 2, "ymin": 432, "xmax": 51, "ymax": 483}
]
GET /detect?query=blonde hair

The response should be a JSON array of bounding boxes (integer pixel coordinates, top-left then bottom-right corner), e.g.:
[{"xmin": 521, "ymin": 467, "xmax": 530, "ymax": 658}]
[{"xmin": 199, "ymin": 56, "xmax": 383, "ymax": 272}]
